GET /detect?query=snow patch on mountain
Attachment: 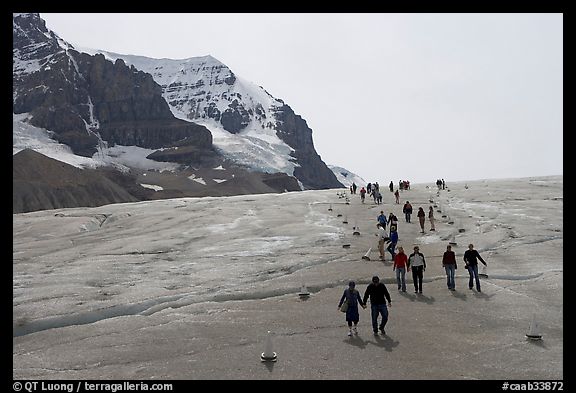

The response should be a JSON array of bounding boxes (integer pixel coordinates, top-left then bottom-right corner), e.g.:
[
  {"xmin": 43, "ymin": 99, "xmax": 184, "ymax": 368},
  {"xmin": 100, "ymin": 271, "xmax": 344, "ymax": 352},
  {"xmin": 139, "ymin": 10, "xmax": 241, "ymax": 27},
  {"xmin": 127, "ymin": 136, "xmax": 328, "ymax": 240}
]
[
  {"xmin": 13, "ymin": 113, "xmax": 179, "ymax": 173},
  {"xmin": 328, "ymin": 165, "xmax": 366, "ymax": 188}
]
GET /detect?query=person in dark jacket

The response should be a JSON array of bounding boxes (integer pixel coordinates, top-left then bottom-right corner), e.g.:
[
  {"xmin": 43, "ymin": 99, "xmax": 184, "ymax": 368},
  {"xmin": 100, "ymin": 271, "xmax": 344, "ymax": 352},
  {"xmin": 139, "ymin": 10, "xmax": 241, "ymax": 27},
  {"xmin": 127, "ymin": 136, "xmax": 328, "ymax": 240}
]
[
  {"xmin": 417, "ymin": 207, "xmax": 426, "ymax": 233},
  {"xmin": 463, "ymin": 243, "xmax": 488, "ymax": 292},
  {"xmin": 388, "ymin": 212, "xmax": 398, "ymax": 228},
  {"xmin": 442, "ymin": 244, "xmax": 457, "ymax": 290},
  {"xmin": 403, "ymin": 201, "xmax": 413, "ymax": 223},
  {"xmin": 362, "ymin": 276, "xmax": 392, "ymax": 335},
  {"xmin": 338, "ymin": 281, "xmax": 366, "ymax": 336}
]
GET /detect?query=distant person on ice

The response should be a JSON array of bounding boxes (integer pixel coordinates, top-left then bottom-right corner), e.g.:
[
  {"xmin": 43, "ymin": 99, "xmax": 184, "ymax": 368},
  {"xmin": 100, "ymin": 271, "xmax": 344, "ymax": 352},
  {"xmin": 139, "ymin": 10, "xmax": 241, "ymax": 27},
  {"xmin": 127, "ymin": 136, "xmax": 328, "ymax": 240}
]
[
  {"xmin": 428, "ymin": 206, "xmax": 436, "ymax": 231},
  {"xmin": 389, "ymin": 181, "xmax": 394, "ymax": 193},
  {"xmin": 403, "ymin": 201, "xmax": 413, "ymax": 223},
  {"xmin": 388, "ymin": 212, "xmax": 398, "ymax": 228},
  {"xmin": 373, "ymin": 189, "xmax": 381, "ymax": 204},
  {"xmin": 362, "ymin": 276, "xmax": 392, "ymax": 335},
  {"xmin": 394, "ymin": 189, "xmax": 400, "ymax": 204},
  {"xmin": 463, "ymin": 243, "xmax": 488, "ymax": 292},
  {"xmin": 417, "ymin": 207, "xmax": 426, "ymax": 233},
  {"xmin": 338, "ymin": 281, "xmax": 366, "ymax": 337},
  {"xmin": 360, "ymin": 187, "xmax": 366, "ymax": 203}
]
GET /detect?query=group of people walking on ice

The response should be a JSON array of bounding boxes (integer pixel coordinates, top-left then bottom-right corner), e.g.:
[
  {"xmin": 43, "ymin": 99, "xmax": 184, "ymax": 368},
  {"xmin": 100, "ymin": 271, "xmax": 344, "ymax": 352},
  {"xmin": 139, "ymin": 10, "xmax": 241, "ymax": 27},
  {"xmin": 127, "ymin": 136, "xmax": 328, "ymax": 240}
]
[
  {"xmin": 356, "ymin": 180, "xmax": 412, "ymax": 205},
  {"xmin": 338, "ymin": 180, "xmax": 487, "ymax": 337}
]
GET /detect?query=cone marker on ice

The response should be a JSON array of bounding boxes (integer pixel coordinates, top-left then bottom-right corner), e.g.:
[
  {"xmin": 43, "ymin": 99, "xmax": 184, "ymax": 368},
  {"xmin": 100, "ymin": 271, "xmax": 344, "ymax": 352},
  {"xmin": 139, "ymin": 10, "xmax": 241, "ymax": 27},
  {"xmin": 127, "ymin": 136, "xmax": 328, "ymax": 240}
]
[
  {"xmin": 362, "ymin": 247, "xmax": 372, "ymax": 261},
  {"xmin": 526, "ymin": 314, "xmax": 542, "ymax": 341},
  {"xmin": 261, "ymin": 331, "xmax": 278, "ymax": 362}
]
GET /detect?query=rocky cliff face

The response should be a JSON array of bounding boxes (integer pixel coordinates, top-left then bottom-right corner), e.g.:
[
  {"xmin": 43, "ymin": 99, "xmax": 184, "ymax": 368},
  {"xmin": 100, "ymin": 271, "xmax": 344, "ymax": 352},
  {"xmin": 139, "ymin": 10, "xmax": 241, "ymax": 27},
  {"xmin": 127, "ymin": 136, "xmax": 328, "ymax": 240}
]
[
  {"xmin": 273, "ymin": 104, "xmax": 339, "ymax": 189},
  {"xmin": 13, "ymin": 13, "xmax": 213, "ymax": 161}
]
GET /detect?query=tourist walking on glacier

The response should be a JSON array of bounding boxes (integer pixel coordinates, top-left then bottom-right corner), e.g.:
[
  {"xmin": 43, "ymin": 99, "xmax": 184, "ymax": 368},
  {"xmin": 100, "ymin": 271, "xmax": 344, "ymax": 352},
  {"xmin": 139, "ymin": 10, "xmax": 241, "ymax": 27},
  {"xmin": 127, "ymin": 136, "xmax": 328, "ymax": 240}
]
[
  {"xmin": 394, "ymin": 189, "xmax": 400, "ymax": 204},
  {"xmin": 388, "ymin": 212, "xmax": 398, "ymax": 229},
  {"xmin": 360, "ymin": 187, "xmax": 366, "ymax": 203},
  {"xmin": 389, "ymin": 181, "xmax": 394, "ymax": 193},
  {"xmin": 408, "ymin": 246, "xmax": 426, "ymax": 294},
  {"xmin": 387, "ymin": 226, "xmax": 399, "ymax": 260},
  {"xmin": 428, "ymin": 206, "xmax": 436, "ymax": 231},
  {"xmin": 417, "ymin": 207, "xmax": 426, "ymax": 233},
  {"xmin": 373, "ymin": 189, "xmax": 381, "ymax": 204},
  {"xmin": 393, "ymin": 246, "xmax": 408, "ymax": 292},
  {"xmin": 377, "ymin": 210, "xmax": 388, "ymax": 230},
  {"xmin": 362, "ymin": 276, "xmax": 392, "ymax": 335},
  {"xmin": 463, "ymin": 243, "xmax": 488, "ymax": 292},
  {"xmin": 403, "ymin": 201, "xmax": 413, "ymax": 223},
  {"xmin": 338, "ymin": 281, "xmax": 366, "ymax": 336},
  {"xmin": 376, "ymin": 223, "xmax": 389, "ymax": 261},
  {"xmin": 442, "ymin": 244, "xmax": 457, "ymax": 290}
]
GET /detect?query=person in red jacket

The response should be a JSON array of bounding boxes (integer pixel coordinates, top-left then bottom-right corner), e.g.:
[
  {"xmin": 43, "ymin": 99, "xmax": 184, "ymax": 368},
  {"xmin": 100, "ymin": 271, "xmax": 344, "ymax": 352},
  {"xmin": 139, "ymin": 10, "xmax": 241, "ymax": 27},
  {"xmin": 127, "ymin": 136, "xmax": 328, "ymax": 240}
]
[
  {"xmin": 442, "ymin": 244, "xmax": 457, "ymax": 290},
  {"xmin": 393, "ymin": 246, "xmax": 408, "ymax": 292}
]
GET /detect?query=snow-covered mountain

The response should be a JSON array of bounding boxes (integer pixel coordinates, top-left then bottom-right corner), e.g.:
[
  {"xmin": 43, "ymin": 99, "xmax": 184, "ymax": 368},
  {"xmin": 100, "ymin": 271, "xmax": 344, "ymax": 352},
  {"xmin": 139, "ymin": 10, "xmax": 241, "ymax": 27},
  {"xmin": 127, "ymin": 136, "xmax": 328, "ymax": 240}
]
[
  {"xmin": 77, "ymin": 48, "xmax": 345, "ymax": 190},
  {"xmin": 12, "ymin": 13, "xmax": 364, "ymax": 212},
  {"xmin": 77, "ymin": 51, "xmax": 296, "ymax": 175}
]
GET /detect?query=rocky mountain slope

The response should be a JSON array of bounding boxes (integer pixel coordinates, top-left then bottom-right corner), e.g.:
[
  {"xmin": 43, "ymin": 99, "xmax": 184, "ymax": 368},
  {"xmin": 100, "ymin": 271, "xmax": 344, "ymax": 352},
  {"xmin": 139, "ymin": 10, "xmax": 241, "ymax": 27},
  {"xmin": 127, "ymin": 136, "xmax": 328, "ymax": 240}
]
[
  {"xmin": 83, "ymin": 51, "xmax": 343, "ymax": 190},
  {"xmin": 12, "ymin": 13, "xmax": 346, "ymax": 213}
]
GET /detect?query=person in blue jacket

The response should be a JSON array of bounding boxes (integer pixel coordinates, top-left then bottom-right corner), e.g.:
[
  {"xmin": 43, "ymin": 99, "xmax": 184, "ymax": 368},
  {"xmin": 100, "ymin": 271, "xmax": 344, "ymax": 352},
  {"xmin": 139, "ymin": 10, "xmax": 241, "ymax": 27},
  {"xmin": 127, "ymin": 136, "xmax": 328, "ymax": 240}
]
[
  {"xmin": 387, "ymin": 227, "xmax": 399, "ymax": 260},
  {"xmin": 377, "ymin": 210, "xmax": 388, "ymax": 230},
  {"xmin": 338, "ymin": 281, "xmax": 366, "ymax": 336}
]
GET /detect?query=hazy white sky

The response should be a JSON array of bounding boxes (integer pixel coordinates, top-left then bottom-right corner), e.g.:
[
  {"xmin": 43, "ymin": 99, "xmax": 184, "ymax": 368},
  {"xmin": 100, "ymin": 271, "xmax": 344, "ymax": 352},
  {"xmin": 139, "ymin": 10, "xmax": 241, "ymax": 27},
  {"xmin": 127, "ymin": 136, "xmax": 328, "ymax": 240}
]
[{"xmin": 40, "ymin": 13, "xmax": 563, "ymax": 185}]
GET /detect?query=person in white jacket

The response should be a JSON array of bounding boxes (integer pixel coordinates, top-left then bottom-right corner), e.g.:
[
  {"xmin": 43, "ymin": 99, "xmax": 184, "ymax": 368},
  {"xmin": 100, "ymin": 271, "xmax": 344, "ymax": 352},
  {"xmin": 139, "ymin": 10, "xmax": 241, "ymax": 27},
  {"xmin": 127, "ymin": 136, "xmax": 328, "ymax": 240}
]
[
  {"xmin": 408, "ymin": 246, "xmax": 427, "ymax": 294},
  {"xmin": 376, "ymin": 223, "xmax": 389, "ymax": 260}
]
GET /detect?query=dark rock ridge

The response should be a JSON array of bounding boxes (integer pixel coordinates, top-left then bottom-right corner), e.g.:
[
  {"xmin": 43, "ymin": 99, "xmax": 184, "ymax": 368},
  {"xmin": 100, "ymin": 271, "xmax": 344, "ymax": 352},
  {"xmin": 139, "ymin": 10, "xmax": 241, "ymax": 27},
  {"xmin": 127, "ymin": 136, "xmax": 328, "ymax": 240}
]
[
  {"xmin": 13, "ymin": 149, "xmax": 141, "ymax": 213},
  {"xmin": 13, "ymin": 13, "xmax": 212, "ymax": 161},
  {"xmin": 13, "ymin": 149, "xmax": 302, "ymax": 213}
]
